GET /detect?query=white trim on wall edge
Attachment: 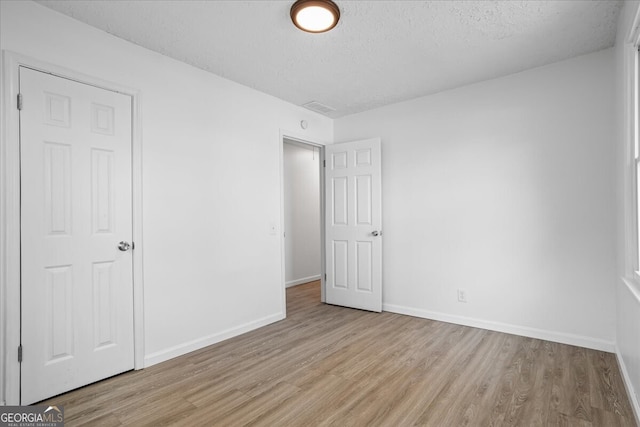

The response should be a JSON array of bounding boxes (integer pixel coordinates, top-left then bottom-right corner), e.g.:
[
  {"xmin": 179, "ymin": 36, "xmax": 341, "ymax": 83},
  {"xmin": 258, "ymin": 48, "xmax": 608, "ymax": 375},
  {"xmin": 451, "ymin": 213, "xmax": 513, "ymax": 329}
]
[
  {"xmin": 623, "ymin": 277, "xmax": 640, "ymax": 302},
  {"xmin": 618, "ymin": 277, "xmax": 640, "ymax": 425},
  {"xmin": 286, "ymin": 275, "xmax": 321, "ymax": 288},
  {"xmin": 143, "ymin": 312, "xmax": 285, "ymax": 368},
  {"xmin": 382, "ymin": 303, "xmax": 615, "ymax": 353},
  {"xmin": 616, "ymin": 344, "xmax": 640, "ymax": 425}
]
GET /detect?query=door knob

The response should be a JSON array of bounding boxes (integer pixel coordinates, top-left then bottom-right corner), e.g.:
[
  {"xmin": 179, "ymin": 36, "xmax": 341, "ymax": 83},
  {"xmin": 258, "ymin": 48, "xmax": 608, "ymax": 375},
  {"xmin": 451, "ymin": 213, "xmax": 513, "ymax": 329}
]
[
  {"xmin": 118, "ymin": 241, "xmax": 132, "ymax": 252},
  {"xmin": 371, "ymin": 230, "xmax": 381, "ymax": 237}
]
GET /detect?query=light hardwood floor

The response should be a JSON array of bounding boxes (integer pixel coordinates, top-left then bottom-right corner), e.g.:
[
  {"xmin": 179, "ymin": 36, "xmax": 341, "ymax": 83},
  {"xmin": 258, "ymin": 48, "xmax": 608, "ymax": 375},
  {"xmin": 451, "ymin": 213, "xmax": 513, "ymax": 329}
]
[{"xmin": 42, "ymin": 280, "xmax": 637, "ymax": 426}]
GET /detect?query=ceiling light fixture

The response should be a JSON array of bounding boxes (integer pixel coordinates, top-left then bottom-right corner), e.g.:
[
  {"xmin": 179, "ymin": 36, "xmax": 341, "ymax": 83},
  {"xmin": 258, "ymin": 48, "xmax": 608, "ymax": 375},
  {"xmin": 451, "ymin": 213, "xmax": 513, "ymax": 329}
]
[{"xmin": 290, "ymin": 0, "xmax": 340, "ymax": 33}]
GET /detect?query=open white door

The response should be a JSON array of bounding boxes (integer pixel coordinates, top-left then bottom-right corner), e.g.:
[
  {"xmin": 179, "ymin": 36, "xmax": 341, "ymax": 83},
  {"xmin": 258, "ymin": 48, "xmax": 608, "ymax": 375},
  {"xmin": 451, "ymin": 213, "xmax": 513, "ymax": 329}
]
[
  {"xmin": 20, "ymin": 67, "xmax": 135, "ymax": 404},
  {"xmin": 325, "ymin": 138, "xmax": 382, "ymax": 312}
]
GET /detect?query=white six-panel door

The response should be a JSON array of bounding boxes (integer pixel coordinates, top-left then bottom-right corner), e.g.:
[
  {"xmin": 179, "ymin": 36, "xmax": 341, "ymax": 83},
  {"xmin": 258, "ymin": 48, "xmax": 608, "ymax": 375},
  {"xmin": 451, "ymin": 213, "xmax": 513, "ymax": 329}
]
[
  {"xmin": 20, "ymin": 67, "xmax": 134, "ymax": 404},
  {"xmin": 325, "ymin": 138, "xmax": 382, "ymax": 312}
]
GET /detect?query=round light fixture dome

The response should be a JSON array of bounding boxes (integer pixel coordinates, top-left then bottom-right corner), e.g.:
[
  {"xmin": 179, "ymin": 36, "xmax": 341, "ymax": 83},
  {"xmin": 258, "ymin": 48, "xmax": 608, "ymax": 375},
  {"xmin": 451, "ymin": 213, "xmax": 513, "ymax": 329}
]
[{"xmin": 290, "ymin": 0, "xmax": 340, "ymax": 33}]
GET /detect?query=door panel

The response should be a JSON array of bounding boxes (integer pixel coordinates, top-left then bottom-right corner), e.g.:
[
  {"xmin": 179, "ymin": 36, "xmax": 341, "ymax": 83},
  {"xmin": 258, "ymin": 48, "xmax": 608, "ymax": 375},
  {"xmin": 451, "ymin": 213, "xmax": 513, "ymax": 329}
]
[
  {"xmin": 20, "ymin": 67, "xmax": 134, "ymax": 404},
  {"xmin": 325, "ymin": 138, "xmax": 382, "ymax": 312}
]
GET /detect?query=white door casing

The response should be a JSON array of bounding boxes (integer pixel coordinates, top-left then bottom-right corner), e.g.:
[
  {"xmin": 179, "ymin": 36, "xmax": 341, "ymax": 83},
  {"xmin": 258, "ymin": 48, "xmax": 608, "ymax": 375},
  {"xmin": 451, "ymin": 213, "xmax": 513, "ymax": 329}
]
[
  {"xmin": 325, "ymin": 138, "xmax": 382, "ymax": 312},
  {"xmin": 20, "ymin": 67, "xmax": 135, "ymax": 404}
]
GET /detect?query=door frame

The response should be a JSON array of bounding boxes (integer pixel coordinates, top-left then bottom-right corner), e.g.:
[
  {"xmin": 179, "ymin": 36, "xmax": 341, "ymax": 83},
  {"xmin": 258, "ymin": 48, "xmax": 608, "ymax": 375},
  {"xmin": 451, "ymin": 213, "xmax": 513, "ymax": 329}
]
[
  {"xmin": 0, "ymin": 51, "xmax": 145, "ymax": 405},
  {"xmin": 279, "ymin": 130, "xmax": 327, "ymax": 313}
]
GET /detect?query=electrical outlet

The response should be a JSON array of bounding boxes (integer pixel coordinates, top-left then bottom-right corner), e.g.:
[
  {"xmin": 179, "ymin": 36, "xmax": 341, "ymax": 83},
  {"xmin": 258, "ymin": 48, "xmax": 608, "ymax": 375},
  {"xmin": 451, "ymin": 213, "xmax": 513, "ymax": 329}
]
[{"xmin": 457, "ymin": 289, "xmax": 467, "ymax": 303}]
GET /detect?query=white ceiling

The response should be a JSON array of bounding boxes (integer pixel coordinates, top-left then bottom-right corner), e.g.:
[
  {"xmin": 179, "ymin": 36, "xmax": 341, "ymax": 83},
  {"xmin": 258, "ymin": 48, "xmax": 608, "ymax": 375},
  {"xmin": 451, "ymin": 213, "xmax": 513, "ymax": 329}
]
[{"xmin": 36, "ymin": 0, "xmax": 622, "ymax": 118}]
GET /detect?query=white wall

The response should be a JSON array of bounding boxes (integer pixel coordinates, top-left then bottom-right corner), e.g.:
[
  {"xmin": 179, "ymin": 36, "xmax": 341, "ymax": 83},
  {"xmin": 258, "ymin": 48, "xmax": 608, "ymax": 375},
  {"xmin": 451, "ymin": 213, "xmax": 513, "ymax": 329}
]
[
  {"xmin": 283, "ymin": 141, "xmax": 321, "ymax": 287},
  {"xmin": 0, "ymin": 0, "xmax": 332, "ymax": 386},
  {"xmin": 614, "ymin": 0, "xmax": 640, "ymax": 420},
  {"xmin": 335, "ymin": 48, "xmax": 617, "ymax": 351}
]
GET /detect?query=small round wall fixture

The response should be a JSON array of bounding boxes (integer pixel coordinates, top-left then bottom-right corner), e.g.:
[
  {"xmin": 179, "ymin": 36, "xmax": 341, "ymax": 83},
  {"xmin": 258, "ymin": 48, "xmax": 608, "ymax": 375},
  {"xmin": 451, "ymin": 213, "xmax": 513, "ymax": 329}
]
[{"xmin": 290, "ymin": 0, "xmax": 340, "ymax": 33}]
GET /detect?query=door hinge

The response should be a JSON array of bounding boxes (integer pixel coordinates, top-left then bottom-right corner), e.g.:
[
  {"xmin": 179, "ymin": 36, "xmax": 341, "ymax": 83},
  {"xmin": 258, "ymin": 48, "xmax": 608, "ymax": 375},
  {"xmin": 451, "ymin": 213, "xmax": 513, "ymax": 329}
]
[
  {"xmin": 17, "ymin": 93, "xmax": 23, "ymax": 111},
  {"xmin": 323, "ymin": 160, "xmax": 326, "ymax": 168},
  {"xmin": 18, "ymin": 345, "xmax": 22, "ymax": 363},
  {"xmin": 324, "ymin": 273, "xmax": 327, "ymax": 281}
]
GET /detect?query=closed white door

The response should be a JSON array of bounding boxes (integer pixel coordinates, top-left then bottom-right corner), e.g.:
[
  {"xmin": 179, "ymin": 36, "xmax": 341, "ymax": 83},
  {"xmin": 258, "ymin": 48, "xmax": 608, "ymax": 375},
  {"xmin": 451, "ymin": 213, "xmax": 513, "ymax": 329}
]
[
  {"xmin": 325, "ymin": 138, "xmax": 382, "ymax": 312},
  {"xmin": 20, "ymin": 67, "xmax": 134, "ymax": 404}
]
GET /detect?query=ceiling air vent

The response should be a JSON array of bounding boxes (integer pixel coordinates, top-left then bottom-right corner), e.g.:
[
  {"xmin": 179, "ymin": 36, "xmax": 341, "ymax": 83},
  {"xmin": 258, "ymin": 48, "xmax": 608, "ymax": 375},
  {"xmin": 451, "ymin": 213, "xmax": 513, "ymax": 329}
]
[{"xmin": 302, "ymin": 101, "xmax": 336, "ymax": 115}]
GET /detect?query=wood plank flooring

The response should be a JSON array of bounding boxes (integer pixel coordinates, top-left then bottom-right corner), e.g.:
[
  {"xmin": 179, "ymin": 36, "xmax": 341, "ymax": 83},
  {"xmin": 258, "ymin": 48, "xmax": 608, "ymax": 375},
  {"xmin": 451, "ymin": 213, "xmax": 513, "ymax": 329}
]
[{"xmin": 42, "ymin": 281, "xmax": 637, "ymax": 426}]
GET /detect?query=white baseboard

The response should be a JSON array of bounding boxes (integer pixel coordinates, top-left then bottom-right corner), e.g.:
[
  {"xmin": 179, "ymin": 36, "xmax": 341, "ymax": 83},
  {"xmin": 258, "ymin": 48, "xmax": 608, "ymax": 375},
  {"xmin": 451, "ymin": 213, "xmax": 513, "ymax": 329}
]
[
  {"xmin": 616, "ymin": 344, "xmax": 640, "ymax": 426},
  {"xmin": 286, "ymin": 275, "xmax": 321, "ymax": 288},
  {"xmin": 382, "ymin": 303, "xmax": 615, "ymax": 353},
  {"xmin": 143, "ymin": 312, "xmax": 285, "ymax": 367}
]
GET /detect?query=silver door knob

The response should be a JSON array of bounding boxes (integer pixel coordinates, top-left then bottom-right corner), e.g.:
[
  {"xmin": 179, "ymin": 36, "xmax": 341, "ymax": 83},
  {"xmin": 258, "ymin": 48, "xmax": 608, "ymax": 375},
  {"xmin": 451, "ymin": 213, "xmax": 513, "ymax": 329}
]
[
  {"xmin": 371, "ymin": 230, "xmax": 381, "ymax": 237},
  {"xmin": 118, "ymin": 241, "xmax": 132, "ymax": 251}
]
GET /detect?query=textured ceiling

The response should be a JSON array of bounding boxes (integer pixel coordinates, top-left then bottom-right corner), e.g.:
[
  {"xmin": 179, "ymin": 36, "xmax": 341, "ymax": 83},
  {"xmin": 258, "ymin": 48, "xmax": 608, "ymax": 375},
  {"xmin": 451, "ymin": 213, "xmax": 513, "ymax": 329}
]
[{"xmin": 36, "ymin": 0, "xmax": 621, "ymax": 118}]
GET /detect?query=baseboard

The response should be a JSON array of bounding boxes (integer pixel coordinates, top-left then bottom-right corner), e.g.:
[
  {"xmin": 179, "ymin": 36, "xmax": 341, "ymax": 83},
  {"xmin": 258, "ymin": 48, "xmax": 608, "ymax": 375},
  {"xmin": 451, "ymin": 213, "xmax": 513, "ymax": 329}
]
[
  {"xmin": 382, "ymin": 303, "xmax": 615, "ymax": 353},
  {"xmin": 616, "ymin": 344, "xmax": 640, "ymax": 425},
  {"xmin": 286, "ymin": 275, "xmax": 321, "ymax": 288},
  {"xmin": 143, "ymin": 312, "xmax": 285, "ymax": 367}
]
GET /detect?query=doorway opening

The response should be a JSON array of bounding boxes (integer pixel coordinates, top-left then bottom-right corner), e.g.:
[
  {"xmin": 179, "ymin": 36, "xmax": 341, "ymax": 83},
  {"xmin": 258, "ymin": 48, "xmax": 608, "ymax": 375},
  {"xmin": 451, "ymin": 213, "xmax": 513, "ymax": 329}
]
[{"xmin": 282, "ymin": 137, "xmax": 325, "ymax": 309}]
